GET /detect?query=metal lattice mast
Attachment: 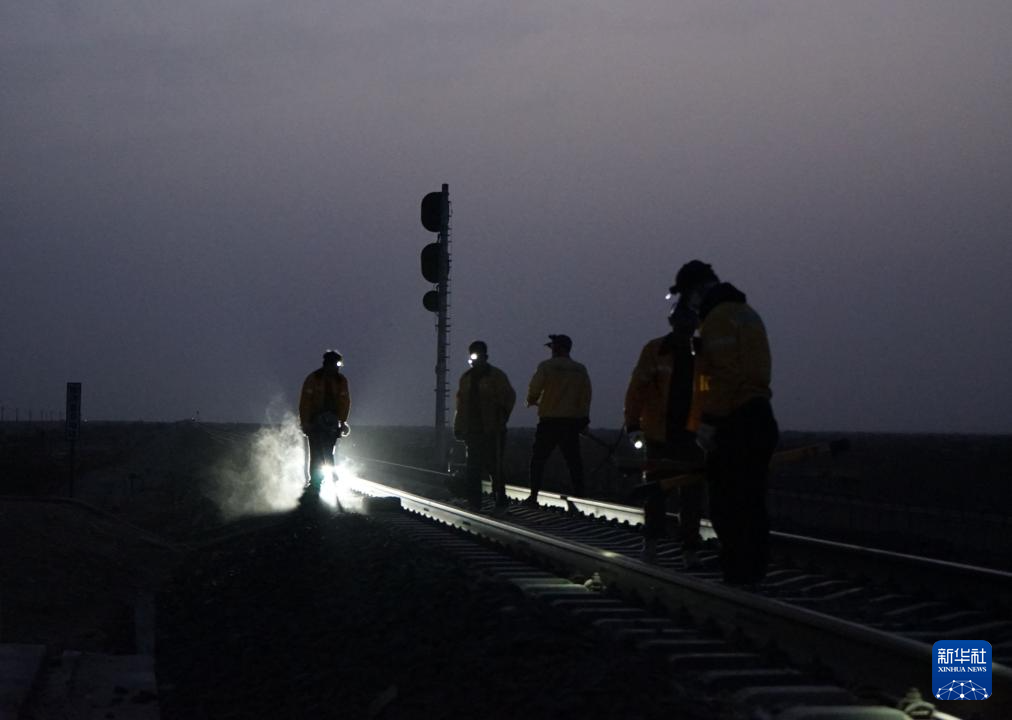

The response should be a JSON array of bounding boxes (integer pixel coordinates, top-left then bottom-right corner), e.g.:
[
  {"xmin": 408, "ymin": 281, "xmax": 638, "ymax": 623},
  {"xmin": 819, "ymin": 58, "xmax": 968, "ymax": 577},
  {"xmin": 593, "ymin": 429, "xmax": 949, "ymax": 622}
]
[
  {"xmin": 420, "ymin": 184, "xmax": 452, "ymax": 466},
  {"xmin": 434, "ymin": 184, "xmax": 451, "ymax": 465}
]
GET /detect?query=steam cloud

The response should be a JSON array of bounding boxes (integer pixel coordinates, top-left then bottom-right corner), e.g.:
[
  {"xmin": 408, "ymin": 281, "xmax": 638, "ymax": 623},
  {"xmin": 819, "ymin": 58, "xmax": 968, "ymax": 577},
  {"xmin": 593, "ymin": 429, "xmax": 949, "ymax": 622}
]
[{"xmin": 207, "ymin": 405, "xmax": 307, "ymax": 519}]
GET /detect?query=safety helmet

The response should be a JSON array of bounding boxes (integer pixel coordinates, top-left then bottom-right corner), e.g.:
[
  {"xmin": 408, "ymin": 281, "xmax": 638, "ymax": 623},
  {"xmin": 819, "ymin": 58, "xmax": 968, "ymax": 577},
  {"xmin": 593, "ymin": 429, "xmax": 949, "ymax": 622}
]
[
  {"xmin": 545, "ymin": 334, "xmax": 573, "ymax": 352},
  {"xmin": 468, "ymin": 340, "xmax": 488, "ymax": 367},
  {"xmin": 469, "ymin": 340, "xmax": 489, "ymax": 362},
  {"xmin": 322, "ymin": 349, "xmax": 344, "ymax": 367},
  {"xmin": 468, "ymin": 340, "xmax": 488, "ymax": 356},
  {"xmin": 667, "ymin": 260, "xmax": 718, "ymax": 299}
]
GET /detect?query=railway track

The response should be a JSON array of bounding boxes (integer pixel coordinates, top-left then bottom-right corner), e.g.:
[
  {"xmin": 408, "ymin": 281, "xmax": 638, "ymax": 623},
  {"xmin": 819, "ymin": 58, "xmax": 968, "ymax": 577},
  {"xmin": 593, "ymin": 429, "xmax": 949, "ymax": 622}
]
[{"xmin": 340, "ymin": 455, "xmax": 1011, "ymax": 720}]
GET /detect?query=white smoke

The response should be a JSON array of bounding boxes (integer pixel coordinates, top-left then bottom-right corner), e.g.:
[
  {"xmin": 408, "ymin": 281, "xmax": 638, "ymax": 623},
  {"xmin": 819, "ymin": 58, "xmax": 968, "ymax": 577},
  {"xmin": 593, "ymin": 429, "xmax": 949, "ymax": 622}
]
[{"xmin": 207, "ymin": 403, "xmax": 308, "ymax": 519}]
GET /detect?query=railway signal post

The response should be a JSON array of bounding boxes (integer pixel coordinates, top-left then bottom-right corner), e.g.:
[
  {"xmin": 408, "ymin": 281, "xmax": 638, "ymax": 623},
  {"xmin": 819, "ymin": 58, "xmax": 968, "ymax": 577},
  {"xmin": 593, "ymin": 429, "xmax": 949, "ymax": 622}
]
[{"xmin": 420, "ymin": 184, "xmax": 451, "ymax": 466}]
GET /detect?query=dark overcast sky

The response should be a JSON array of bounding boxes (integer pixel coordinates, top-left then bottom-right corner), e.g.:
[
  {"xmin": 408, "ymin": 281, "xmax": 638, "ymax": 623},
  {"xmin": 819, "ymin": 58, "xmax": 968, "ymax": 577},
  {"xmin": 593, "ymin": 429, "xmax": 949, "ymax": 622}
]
[{"xmin": 2, "ymin": 2, "xmax": 1010, "ymax": 433}]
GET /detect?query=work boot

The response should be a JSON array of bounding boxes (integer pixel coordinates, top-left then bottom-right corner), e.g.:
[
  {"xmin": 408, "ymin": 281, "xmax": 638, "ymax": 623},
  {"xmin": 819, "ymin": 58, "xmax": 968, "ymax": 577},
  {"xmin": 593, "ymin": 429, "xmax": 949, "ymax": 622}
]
[
  {"xmin": 520, "ymin": 496, "xmax": 539, "ymax": 508},
  {"xmin": 298, "ymin": 487, "xmax": 320, "ymax": 510}
]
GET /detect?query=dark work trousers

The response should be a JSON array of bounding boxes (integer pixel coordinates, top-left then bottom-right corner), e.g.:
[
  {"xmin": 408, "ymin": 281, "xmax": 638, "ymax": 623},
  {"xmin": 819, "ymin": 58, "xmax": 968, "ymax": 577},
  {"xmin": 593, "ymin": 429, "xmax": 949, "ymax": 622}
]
[
  {"xmin": 529, "ymin": 418, "xmax": 585, "ymax": 499},
  {"xmin": 706, "ymin": 398, "xmax": 779, "ymax": 584},
  {"xmin": 305, "ymin": 430, "xmax": 341, "ymax": 496},
  {"xmin": 464, "ymin": 432, "xmax": 506, "ymax": 510},
  {"xmin": 643, "ymin": 436, "xmax": 704, "ymax": 544}
]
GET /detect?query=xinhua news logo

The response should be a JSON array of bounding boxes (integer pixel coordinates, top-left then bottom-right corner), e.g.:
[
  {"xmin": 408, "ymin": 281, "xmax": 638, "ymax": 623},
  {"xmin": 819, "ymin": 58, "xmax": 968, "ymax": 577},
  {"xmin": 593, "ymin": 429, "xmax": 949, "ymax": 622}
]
[{"xmin": 932, "ymin": 640, "xmax": 992, "ymax": 701}]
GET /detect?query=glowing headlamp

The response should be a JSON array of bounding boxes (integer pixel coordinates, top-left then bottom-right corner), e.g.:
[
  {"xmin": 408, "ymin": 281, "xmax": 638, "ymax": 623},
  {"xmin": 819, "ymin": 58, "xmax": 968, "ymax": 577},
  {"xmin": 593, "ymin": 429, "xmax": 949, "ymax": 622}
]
[
  {"xmin": 633, "ymin": 438, "xmax": 644, "ymax": 450},
  {"xmin": 470, "ymin": 353, "xmax": 479, "ymax": 361}
]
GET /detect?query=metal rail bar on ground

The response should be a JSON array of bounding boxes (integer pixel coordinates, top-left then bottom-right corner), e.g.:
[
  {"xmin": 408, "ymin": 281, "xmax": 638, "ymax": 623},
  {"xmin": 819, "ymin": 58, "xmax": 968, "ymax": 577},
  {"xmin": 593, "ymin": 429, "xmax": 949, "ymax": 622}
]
[{"xmin": 346, "ymin": 473, "xmax": 1011, "ymax": 719}]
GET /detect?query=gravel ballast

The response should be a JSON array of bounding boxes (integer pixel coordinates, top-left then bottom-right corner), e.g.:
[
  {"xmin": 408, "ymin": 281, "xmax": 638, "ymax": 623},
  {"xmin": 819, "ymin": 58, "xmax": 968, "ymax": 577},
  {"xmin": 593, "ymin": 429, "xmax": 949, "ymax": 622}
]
[{"xmin": 156, "ymin": 507, "xmax": 711, "ymax": 719}]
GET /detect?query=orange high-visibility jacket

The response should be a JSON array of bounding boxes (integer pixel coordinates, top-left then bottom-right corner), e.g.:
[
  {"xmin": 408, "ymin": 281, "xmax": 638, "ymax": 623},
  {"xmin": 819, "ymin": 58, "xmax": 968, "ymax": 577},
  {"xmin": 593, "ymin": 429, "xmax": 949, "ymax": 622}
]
[
  {"xmin": 525, "ymin": 357, "xmax": 592, "ymax": 420},
  {"xmin": 695, "ymin": 291, "xmax": 772, "ymax": 422},
  {"xmin": 624, "ymin": 333, "xmax": 701, "ymax": 442},
  {"xmin": 453, "ymin": 365, "xmax": 516, "ymax": 439},
  {"xmin": 299, "ymin": 369, "xmax": 350, "ymax": 430}
]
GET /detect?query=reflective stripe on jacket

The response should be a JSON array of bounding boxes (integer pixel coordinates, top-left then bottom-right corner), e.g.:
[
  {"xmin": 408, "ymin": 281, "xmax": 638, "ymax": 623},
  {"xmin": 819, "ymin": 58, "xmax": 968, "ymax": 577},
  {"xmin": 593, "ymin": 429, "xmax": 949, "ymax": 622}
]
[
  {"xmin": 624, "ymin": 333, "xmax": 701, "ymax": 442},
  {"xmin": 526, "ymin": 357, "xmax": 592, "ymax": 419},
  {"xmin": 299, "ymin": 369, "xmax": 350, "ymax": 430},
  {"xmin": 696, "ymin": 297, "xmax": 772, "ymax": 421},
  {"xmin": 453, "ymin": 365, "xmax": 516, "ymax": 438}
]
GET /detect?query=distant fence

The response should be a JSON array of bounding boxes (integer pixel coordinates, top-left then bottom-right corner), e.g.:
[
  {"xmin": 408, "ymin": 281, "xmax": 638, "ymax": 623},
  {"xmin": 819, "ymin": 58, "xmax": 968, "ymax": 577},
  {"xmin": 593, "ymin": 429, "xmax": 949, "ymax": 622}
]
[{"xmin": 0, "ymin": 407, "xmax": 64, "ymax": 423}]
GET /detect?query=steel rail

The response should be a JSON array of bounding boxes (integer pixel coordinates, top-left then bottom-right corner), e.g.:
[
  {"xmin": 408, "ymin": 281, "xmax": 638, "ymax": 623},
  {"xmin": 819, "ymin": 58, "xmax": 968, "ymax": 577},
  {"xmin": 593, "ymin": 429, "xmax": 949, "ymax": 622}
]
[
  {"xmin": 355, "ymin": 456, "xmax": 1011, "ymax": 591},
  {"xmin": 348, "ymin": 470, "xmax": 1011, "ymax": 719},
  {"xmin": 356, "ymin": 456, "xmax": 648, "ymax": 526},
  {"xmin": 772, "ymin": 530, "xmax": 1012, "ymax": 610}
]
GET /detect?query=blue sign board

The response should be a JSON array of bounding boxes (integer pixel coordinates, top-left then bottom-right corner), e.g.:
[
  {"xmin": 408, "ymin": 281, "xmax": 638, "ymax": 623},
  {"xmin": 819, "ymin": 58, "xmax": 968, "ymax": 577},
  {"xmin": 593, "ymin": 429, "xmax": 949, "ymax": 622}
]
[{"xmin": 933, "ymin": 640, "xmax": 992, "ymax": 702}]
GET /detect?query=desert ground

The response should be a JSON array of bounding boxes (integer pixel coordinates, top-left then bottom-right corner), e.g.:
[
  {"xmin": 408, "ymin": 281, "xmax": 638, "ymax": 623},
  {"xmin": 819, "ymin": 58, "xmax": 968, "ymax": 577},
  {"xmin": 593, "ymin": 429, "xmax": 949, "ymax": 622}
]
[
  {"xmin": 3, "ymin": 421, "xmax": 714, "ymax": 719},
  {"xmin": 0, "ymin": 421, "xmax": 1009, "ymax": 717},
  {"xmin": 1, "ymin": 423, "xmax": 1011, "ymax": 660}
]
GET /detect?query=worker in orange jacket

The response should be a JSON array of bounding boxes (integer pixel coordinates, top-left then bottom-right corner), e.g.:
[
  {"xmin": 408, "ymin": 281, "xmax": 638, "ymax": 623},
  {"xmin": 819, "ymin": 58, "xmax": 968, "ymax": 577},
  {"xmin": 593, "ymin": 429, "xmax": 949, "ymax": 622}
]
[
  {"xmin": 453, "ymin": 340, "xmax": 516, "ymax": 512},
  {"xmin": 525, "ymin": 334, "xmax": 592, "ymax": 503},
  {"xmin": 298, "ymin": 349, "xmax": 351, "ymax": 504},
  {"xmin": 669, "ymin": 260, "xmax": 779, "ymax": 585},
  {"xmin": 624, "ymin": 296, "xmax": 704, "ymax": 562}
]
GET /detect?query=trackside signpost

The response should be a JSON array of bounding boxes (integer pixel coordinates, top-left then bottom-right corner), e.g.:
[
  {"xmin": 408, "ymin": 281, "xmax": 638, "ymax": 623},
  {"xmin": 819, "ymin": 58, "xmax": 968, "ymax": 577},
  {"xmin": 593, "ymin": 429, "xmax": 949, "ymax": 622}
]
[{"xmin": 66, "ymin": 382, "xmax": 81, "ymax": 497}]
